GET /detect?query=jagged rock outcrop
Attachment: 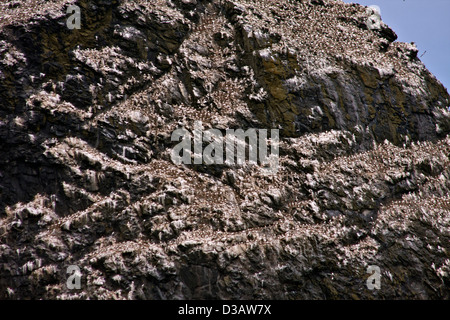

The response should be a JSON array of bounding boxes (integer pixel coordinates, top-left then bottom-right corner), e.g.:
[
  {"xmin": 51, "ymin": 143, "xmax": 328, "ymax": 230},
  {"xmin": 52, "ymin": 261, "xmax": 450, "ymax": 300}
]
[{"xmin": 0, "ymin": 0, "xmax": 449, "ymax": 299}]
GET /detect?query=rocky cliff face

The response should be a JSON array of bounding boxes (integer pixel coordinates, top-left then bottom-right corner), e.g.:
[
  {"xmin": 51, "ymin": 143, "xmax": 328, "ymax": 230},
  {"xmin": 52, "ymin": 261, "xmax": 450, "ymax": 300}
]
[{"xmin": 0, "ymin": 0, "xmax": 449, "ymax": 299}]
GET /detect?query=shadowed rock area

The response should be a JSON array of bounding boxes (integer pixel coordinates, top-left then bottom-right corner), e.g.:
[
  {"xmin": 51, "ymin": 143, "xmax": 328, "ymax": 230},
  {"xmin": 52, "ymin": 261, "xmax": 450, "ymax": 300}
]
[{"xmin": 0, "ymin": 0, "xmax": 449, "ymax": 299}]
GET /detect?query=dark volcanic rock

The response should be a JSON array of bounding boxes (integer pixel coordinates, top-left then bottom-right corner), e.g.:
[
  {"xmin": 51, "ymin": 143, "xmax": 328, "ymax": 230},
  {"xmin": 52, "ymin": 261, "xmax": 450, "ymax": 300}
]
[{"xmin": 0, "ymin": 0, "xmax": 449, "ymax": 300}]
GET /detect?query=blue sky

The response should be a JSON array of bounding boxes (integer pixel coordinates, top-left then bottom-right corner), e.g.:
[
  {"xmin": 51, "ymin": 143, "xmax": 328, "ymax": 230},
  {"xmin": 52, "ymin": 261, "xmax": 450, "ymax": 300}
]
[{"xmin": 341, "ymin": 0, "xmax": 450, "ymax": 91}]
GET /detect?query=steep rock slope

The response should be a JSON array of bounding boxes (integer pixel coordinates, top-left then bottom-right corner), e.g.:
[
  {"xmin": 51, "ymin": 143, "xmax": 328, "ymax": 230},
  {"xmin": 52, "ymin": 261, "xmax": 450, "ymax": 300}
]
[{"xmin": 0, "ymin": 0, "xmax": 449, "ymax": 299}]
